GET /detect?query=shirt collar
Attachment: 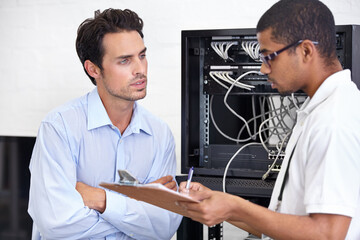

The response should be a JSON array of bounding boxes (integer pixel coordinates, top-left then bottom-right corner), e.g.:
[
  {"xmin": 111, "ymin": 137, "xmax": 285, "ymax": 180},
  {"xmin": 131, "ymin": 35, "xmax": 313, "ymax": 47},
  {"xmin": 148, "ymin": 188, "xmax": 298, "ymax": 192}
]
[
  {"xmin": 87, "ymin": 88, "xmax": 112, "ymax": 130},
  {"xmin": 87, "ymin": 88, "xmax": 152, "ymax": 136},
  {"xmin": 299, "ymin": 69, "xmax": 351, "ymax": 115},
  {"xmin": 128, "ymin": 102, "xmax": 153, "ymax": 136}
]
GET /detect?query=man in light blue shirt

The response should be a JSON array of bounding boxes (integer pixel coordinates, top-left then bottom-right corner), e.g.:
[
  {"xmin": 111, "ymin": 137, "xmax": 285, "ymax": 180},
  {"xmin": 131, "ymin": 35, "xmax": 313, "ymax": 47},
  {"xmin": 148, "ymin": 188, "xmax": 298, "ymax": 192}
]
[{"xmin": 28, "ymin": 8, "xmax": 182, "ymax": 239}]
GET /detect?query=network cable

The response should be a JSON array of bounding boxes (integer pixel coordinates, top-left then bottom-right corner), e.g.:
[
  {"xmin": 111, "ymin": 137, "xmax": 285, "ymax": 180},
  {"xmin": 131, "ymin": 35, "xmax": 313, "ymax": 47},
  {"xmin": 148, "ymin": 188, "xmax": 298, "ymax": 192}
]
[
  {"xmin": 210, "ymin": 41, "xmax": 237, "ymax": 61},
  {"xmin": 241, "ymin": 41, "xmax": 261, "ymax": 61},
  {"xmin": 207, "ymin": 34, "xmax": 305, "ymax": 192},
  {"xmin": 222, "ymin": 142, "xmax": 262, "ymax": 193}
]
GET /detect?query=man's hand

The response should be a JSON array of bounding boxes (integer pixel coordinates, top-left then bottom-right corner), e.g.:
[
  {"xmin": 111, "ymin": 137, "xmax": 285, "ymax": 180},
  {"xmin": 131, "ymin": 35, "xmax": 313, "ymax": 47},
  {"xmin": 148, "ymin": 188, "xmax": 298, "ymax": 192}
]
[
  {"xmin": 76, "ymin": 182, "xmax": 106, "ymax": 213},
  {"xmin": 178, "ymin": 183, "xmax": 352, "ymax": 240},
  {"xmin": 179, "ymin": 181, "xmax": 209, "ymax": 193},
  {"xmin": 178, "ymin": 183, "xmax": 237, "ymax": 226},
  {"xmin": 151, "ymin": 175, "xmax": 177, "ymax": 191}
]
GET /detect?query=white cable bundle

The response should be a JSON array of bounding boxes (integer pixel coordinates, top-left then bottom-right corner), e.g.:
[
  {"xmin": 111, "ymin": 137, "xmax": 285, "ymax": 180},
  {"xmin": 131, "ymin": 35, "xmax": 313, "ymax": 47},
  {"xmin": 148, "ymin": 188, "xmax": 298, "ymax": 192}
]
[
  {"xmin": 208, "ymin": 70, "xmax": 304, "ymax": 190},
  {"xmin": 241, "ymin": 41, "xmax": 261, "ymax": 61},
  {"xmin": 210, "ymin": 41, "xmax": 237, "ymax": 61},
  {"xmin": 209, "ymin": 71, "xmax": 255, "ymax": 91}
]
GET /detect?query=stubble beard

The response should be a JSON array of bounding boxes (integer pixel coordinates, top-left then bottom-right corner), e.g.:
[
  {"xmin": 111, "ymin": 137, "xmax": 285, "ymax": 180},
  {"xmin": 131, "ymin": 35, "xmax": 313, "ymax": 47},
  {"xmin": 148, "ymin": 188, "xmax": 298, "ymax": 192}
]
[
  {"xmin": 105, "ymin": 75, "xmax": 147, "ymax": 102},
  {"xmin": 269, "ymin": 77, "xmax": 295, "ymax": 96}
]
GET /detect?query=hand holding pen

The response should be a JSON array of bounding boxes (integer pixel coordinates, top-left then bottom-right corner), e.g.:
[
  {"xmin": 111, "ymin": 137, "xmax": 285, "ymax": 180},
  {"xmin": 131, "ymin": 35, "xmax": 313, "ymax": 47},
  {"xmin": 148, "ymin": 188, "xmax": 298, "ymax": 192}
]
[
  {"xmin": 179, "ymin": 166, "xmax": 212, "ymax": 200},
  {"xmin": 186, "ymin": 166, "xmax": 194, "ymax": 190},
  {"xmin": 179, "ymin": 166, "xmax": 194, "ymax": 194}
]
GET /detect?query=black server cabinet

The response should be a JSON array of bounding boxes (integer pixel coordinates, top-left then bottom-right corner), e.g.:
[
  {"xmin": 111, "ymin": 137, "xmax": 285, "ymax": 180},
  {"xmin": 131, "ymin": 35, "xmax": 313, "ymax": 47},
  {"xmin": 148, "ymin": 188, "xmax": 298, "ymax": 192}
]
[
  {"xmin": 336, "ymin": 25, "xmax": 360, "ymax": 87},
  {"xmin": 180, "ymin": 25, "xmax": 360, "ymax": 198}
]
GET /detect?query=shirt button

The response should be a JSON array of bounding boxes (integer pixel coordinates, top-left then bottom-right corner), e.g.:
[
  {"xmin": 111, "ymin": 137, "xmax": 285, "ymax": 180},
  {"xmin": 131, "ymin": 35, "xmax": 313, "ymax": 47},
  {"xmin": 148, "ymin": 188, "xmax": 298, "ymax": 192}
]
[{"xmin": 111, "ymin": 125, "xmax": 116, "ymax": 129}]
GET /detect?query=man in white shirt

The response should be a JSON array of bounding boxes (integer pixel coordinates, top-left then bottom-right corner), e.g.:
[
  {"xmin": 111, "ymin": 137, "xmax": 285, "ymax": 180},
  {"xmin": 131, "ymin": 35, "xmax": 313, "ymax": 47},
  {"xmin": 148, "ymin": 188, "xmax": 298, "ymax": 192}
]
[{"xmin": 179, "ymin": 0, "xmax": 360, "ymax": 239}]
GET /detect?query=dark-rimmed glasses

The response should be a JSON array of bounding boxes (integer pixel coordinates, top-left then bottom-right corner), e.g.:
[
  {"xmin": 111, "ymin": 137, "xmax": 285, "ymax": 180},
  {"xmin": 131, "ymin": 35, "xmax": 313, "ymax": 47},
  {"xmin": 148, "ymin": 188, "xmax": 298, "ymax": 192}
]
[{"xmin": 259, "ymin": 40, "xmax": 319, "ymax": 67}]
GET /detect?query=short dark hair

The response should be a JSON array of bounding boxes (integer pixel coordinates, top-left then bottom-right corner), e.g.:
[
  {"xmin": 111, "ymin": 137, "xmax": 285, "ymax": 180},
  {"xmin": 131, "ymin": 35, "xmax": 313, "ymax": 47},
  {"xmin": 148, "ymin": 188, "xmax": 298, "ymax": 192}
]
[
  {"xmin": 256, "ymin": 0, "xmax": 337, "ymax": 66},
  {"xmin": 76, "ymin": 8, "xmax": 144, "ymax": 85}
]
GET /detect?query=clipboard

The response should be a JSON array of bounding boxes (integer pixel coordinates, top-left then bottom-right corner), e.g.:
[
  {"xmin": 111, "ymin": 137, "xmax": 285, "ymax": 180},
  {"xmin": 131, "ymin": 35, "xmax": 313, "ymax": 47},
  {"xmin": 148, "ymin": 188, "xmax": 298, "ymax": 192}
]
[{"xmin": 99, "ymin": 182, "xmax": 199, "ymax": 216}]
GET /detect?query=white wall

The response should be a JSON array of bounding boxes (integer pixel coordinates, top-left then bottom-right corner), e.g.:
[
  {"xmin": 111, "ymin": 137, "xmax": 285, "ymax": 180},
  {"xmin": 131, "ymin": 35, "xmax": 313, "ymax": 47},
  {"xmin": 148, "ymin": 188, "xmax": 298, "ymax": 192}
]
[{"xmin": 1, "ymin": 0, "xmax": 360, "ymax": 175}]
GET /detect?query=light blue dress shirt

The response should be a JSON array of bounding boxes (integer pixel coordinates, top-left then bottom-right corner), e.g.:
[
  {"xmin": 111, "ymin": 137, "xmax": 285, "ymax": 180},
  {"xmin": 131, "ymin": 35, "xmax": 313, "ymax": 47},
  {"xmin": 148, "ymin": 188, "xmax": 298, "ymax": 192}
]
[{"xmin": 28, "ymin": 88, "xmax": 182, "ymax": 240}]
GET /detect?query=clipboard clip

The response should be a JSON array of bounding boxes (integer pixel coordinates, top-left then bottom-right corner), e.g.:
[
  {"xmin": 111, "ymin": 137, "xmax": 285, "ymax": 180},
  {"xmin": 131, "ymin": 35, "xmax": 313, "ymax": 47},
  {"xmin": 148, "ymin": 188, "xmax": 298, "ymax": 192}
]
[{"xmin": 118, "ymin": 170, "xmax": 139, "ymax": 185}]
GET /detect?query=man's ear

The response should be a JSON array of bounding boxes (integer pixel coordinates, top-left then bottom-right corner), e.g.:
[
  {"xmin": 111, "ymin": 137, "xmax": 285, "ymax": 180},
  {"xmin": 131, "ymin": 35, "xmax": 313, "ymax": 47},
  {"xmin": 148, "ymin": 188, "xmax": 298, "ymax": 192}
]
[
  {"xmin": 300, "ymin": 40, "xmax": 316, "ymax": 63},
  {"xmin": 84, "ymin": 60, "xmax": 101, "ymax": 79}
]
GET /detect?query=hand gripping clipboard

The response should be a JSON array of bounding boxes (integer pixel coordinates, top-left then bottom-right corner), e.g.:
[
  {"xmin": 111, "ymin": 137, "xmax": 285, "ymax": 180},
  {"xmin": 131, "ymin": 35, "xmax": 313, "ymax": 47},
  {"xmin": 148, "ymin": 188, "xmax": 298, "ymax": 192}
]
[{"xmin": 100, "ymin": 170, "xmax": 199, "ymax": 216}]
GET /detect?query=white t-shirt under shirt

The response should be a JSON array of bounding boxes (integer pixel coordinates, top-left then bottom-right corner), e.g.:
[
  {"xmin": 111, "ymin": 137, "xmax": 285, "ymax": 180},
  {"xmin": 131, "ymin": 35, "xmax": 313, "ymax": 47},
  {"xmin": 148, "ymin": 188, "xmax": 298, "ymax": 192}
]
[{"xmin": 266, "ymin": 70, "xmax": 360, "ymax": 239}]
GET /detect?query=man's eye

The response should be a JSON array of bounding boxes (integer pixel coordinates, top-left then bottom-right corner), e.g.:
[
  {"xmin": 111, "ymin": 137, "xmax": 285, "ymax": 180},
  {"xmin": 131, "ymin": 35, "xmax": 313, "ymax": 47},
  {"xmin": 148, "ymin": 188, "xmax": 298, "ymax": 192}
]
[
  {"xmin": 140, "ymin": 54, "xmax": 146, "ymax": 59},
  {"xmin": 119, "ymin": 59, "xmax": 129, "ymax": 64}
]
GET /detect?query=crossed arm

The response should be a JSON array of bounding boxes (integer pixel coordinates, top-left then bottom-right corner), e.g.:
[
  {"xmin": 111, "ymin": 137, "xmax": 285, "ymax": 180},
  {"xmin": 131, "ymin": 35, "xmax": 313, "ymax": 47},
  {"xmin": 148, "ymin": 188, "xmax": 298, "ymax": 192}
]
[
  {"xmin": 76, "ymin": 175, "xmax": 177, "ymax": 213},
  {"xmin": 178, "ymin": 182, "xmax": 351, "ymax": 240}
]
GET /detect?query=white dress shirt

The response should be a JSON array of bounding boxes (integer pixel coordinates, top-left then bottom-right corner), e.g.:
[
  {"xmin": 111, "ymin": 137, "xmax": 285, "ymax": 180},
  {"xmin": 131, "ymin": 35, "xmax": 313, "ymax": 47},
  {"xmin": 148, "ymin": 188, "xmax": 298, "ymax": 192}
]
[{"xmin": 266, "ymin": 70, "xmax": 360, "ymax": 239}]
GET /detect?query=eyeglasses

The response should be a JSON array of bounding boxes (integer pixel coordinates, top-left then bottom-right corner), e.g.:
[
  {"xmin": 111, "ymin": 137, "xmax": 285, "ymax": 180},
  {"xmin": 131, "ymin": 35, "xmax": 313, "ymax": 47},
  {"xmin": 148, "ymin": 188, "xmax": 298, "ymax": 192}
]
[{"xmin": 259, "ymin": 40, "xmax": 319, "ymax": 67}]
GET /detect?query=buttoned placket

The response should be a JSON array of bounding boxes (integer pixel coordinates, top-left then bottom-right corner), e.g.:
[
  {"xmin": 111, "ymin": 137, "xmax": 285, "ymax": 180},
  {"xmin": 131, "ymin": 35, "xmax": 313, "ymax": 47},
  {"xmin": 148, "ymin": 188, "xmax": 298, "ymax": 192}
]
[{"xmin": 109, "ymin": 125, "xmax": 125, "ymax": 183}]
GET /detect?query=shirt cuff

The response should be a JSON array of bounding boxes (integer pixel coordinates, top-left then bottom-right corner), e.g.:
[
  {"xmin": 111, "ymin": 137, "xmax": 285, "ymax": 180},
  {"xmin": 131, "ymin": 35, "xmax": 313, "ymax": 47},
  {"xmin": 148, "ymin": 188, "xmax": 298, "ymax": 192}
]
[{"xmin": 100, "ymin": 190, "xmax": 126, "ymax": 221}]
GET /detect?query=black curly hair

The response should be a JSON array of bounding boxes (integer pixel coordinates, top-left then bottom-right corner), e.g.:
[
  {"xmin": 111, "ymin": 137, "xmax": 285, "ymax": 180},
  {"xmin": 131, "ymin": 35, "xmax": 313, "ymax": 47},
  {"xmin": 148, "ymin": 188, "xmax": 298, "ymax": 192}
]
[{"xmin": 257, "ymin": 0, "xmax": 337, "ymax": 66}]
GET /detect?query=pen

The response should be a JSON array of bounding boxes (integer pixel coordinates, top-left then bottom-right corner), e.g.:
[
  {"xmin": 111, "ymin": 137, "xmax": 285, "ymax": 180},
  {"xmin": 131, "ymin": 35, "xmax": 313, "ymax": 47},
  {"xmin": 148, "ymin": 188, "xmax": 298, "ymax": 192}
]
[{"xmin": 185, "ymin": 166, "xmax": 194, "ymax": 189}]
